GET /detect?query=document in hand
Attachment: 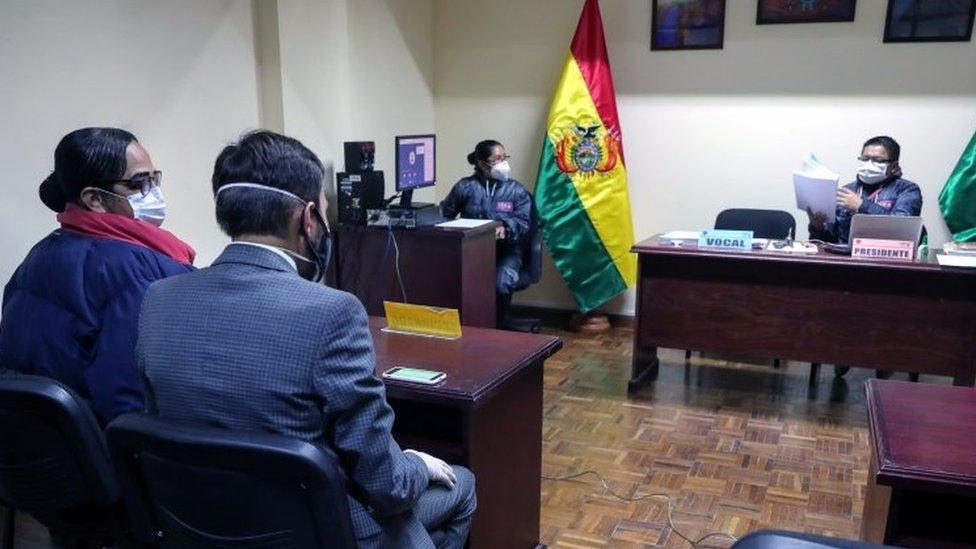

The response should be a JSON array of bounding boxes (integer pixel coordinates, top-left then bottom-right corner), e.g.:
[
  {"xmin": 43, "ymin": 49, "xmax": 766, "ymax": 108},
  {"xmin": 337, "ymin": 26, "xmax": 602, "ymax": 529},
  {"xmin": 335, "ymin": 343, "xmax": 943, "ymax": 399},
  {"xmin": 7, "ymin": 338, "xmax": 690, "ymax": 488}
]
[{"xmin": 793, "ymin": 154, "xmax": 839, "ymax": 223}]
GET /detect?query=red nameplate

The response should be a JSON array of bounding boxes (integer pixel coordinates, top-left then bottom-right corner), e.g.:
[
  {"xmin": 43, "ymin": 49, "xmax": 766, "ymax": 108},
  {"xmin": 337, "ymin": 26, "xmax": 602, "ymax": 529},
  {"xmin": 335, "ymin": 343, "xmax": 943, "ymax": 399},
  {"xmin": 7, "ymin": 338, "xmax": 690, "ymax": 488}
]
[{"xmin": 851, "ymin": 238, "xmax": 915, "ymax": 261}]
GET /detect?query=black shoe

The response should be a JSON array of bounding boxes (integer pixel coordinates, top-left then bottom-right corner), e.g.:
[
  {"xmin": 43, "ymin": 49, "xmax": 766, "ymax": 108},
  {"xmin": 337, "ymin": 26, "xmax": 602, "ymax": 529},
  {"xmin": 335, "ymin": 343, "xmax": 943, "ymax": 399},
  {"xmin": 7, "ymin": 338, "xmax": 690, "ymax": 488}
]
[{"xmin": 833, "ymin": 365, "xmax": 851, "ymax": 377}]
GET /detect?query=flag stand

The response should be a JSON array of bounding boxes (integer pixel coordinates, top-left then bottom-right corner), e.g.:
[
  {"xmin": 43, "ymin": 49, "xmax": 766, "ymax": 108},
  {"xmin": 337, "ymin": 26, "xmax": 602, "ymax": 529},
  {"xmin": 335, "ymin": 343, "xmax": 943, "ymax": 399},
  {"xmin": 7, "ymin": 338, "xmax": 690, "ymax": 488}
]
[{"xmin": 571, "ymin": 312, "xmax": 611, "ymax": 334}]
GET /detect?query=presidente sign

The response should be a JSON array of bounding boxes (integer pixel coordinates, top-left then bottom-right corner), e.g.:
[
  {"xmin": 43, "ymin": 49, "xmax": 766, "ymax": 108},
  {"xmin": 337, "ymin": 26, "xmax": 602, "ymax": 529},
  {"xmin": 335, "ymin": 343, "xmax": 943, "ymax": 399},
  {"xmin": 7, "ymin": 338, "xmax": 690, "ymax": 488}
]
[
  {"xmin": 698, "ymin": 230, "xmax": 754, "ymax": 251},
  {"xmin": 851, "ymin": 238, "xmax": 915, "ymax": 262}
]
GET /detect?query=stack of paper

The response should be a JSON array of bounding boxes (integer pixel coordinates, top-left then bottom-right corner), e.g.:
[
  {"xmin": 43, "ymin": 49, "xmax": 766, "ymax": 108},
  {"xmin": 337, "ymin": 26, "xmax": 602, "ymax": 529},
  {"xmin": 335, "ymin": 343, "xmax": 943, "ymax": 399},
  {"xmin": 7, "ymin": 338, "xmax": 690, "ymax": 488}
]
[
  {"xmin": 937, "ymin": 254, "xmax": 976, "ymax": 268},
  {"xmin": 436, "ymin": 218, "xmax": 494, "ymax": 229},
  {"xmin": 659, "ymin": 230, "xmax": 701, "ymax": 246},
  {"xmin": 943, "ymin": 241, "xmax": 976, "ymax": 256},
  {"xmin": 793, "ymin": 154, "xmax": 839, "ymax": 223}
]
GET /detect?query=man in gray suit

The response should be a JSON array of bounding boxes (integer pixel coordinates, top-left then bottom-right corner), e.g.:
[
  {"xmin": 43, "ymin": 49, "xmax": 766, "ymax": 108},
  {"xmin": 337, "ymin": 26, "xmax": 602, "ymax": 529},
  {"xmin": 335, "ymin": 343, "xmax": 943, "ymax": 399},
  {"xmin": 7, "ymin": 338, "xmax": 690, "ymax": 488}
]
[{"xmin": 137, "ymin": 130, "xmax": 476, "ymax": 548}]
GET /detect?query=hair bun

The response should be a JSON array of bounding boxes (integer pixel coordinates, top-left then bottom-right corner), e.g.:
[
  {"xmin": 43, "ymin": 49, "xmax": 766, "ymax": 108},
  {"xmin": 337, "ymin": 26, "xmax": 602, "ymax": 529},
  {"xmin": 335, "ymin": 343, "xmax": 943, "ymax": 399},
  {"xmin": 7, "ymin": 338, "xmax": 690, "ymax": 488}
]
[
  {"xmin": 39, "ymin": 172, "xmax": 68, "ymax": 213},
  {"xmin": 466, "ymin": 151, "xmax": 477, "ymax": 165}
]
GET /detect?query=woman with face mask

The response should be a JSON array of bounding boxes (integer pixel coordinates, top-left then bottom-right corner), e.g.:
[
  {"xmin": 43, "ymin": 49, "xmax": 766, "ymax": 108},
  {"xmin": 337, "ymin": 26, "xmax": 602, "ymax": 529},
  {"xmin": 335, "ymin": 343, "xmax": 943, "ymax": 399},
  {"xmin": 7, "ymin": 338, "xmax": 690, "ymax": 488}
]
[
  {"xmin": 441, "ymin": 140, "xmax": 533, "ymax": 326},
  {"xmin": 0, "ymin": 127, "xmax": 195, "ymax": 424}
]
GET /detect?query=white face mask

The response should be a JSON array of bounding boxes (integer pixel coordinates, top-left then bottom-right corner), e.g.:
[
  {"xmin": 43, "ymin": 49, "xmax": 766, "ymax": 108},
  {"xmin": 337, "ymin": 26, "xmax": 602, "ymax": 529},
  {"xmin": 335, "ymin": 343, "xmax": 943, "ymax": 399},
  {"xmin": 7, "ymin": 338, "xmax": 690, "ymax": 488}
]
[
  {"xmin": 127, "ymin": 187, "xmax": 167, "ymax": 226},
  {"xmin": 489, "ymin": 160, "xmax": 511, "ymax": 182},
  {"xmin": 857, "ymin": 160, "xmax": 888, "ymax": 185},
  {"xmin": 96, "ymin": 186, "xmax": 168, "ymax": 226}
]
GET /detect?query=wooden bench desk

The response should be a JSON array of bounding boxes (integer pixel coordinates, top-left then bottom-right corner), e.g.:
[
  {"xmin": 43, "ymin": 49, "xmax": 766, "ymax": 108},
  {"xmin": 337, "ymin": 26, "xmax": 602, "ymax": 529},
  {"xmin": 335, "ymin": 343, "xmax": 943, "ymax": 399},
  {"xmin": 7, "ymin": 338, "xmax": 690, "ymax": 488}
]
[
  {"xmin": 862, "ymin": 380, "xmax": 976, "ymax": 547},
  {"xmin": 630, "ymin": 236, "xmax": 976, "ymax": 392},
  {"xmin": 337, "ymin": 222, "xmax": 500, "ymax": 328},
  {"xmin": 371, "ymin": 317, "xmax": 562, "ymax": 548}
]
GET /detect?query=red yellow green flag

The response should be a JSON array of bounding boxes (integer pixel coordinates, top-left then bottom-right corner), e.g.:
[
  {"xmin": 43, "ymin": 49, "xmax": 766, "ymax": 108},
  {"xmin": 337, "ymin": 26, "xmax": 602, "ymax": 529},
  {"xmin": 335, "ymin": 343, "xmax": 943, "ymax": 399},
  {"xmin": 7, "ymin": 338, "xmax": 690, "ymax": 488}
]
[{"xmin": 534, "ymin": 0, "xmax": 636, "ymax": 313}]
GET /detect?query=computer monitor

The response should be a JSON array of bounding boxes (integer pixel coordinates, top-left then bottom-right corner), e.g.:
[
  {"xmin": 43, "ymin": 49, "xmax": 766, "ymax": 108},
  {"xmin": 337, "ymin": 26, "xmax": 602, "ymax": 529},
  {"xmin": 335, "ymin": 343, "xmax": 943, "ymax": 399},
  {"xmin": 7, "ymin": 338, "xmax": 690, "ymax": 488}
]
[
  {"xmin": 850, "ymin": 214, "xmax": 924, "ymax": 244},
  {"xmin": 395, "ymin": 134, "xmax": 436, "ymax": 208}
]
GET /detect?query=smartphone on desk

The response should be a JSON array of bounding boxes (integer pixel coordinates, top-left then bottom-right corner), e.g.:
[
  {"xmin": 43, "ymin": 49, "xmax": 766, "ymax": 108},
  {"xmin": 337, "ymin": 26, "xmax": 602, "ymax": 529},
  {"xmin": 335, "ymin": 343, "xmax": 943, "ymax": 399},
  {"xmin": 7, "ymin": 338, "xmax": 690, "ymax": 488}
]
[{"xmin": 382, "ymin": 366, "xmax": 447, "ymax": 385}]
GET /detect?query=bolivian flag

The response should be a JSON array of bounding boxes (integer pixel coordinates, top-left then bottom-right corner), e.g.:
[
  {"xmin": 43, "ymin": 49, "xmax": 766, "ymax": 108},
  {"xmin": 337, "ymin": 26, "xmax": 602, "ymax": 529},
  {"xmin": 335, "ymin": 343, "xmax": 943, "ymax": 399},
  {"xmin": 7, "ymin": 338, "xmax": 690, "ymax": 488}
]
[{"xmin": 535, "ymin": 0, "xmax": 636, "ymax": 313}]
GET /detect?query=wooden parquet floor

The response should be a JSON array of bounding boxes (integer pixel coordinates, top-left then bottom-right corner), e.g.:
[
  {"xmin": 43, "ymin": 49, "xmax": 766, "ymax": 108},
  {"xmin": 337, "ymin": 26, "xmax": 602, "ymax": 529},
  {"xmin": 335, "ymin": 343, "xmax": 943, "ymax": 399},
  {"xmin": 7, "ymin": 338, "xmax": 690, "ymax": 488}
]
[
  {"xmin": 539, "ymin": 324, "xmax": 950, "ymax": 548},
  {"xmin": 8, "ymin": 323, "xmax": 951, "ymax": 548}
]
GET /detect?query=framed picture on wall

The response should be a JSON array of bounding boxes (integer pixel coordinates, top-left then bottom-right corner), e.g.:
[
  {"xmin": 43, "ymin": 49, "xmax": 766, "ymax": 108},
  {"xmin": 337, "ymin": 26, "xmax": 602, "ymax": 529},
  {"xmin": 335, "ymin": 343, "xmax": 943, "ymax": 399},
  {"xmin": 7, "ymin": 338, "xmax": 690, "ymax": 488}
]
[
  {"xmin": 756, "ymin": 0, "xmax": 857, "ymax": 25},
  {"xmin": 651, "ymin": 0, "xmax": 726, "ymax": 50},
  {"xmin": 884, "ymin": 0, "xmax": 976, "ymax": 42}
]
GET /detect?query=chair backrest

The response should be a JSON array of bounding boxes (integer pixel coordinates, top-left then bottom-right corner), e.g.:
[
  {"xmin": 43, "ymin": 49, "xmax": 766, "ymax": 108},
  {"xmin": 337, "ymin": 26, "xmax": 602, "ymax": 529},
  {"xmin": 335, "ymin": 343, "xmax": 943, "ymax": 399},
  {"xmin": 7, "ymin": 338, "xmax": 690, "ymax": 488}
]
[
  {"xmin": 514, "ymin": 196, "xmax": 543, "ymax": 291},
  {"xmin": 0, "ymin": 373, "xmax": 119, "ymax": 513},
  {"xmin": 733, "ymin": 529, "xmax": 891, "ymax": 548},
  {"xmin": 714, "ymin": 208, "xmax": 796, "ymax": 239},
  {"xmin": 106, "ymin": 413, "xmax": 356, "ymax": 549}
]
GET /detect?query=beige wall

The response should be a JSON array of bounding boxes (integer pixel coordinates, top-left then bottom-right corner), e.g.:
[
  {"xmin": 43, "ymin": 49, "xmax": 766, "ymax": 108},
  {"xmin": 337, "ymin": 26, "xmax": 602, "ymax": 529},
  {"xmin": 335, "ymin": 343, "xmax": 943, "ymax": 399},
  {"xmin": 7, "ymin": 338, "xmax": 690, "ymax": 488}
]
[
  {"xmin": 0, "ymin": 0, "xmax": 263, "ymax": 286},
  {"xmin": 433, "ymin": 0, "xmax": 976, "ymax": 315},
  {"xmin": 270, "ymin": 0, "xmax": 437, "ymax": 212},
  {"xmin": 3, "ymin": 0, "xmax": 973, "ymax": 318},
  {"xmin": 0, "ymin": 0, "xmax": 437, "ymax": 294}
]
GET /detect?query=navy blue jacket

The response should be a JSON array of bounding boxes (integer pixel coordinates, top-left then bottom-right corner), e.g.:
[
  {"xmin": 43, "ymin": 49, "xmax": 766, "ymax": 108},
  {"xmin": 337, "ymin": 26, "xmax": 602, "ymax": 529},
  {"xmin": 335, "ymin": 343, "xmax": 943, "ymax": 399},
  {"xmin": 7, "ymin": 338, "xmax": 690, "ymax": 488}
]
[
  {"xmin": 441, "ymin": 174, "xmax": 532, "ymax": 251},
  {"xmin": 810, "ymin": 176, "xmax": 923, "ymax": 244},
  {"xmin": 0, "ymin": 230, "xmax": 192, "ymax": 424}
]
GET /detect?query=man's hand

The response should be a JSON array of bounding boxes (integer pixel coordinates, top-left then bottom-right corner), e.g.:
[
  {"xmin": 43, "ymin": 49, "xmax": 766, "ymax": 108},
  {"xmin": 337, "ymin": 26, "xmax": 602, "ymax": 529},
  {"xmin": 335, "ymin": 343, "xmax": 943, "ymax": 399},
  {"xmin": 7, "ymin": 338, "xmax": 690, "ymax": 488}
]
[
  {"xmin": 404, "ymin": 449, "xmax": 456, "ymax": 489},
  {"xmin": 836, "ymin": 188, "xmax": 862, "ymax": 212},
  {"xmin": 495, "ymin": 225, "xmax": 506, "ymax": 240}
]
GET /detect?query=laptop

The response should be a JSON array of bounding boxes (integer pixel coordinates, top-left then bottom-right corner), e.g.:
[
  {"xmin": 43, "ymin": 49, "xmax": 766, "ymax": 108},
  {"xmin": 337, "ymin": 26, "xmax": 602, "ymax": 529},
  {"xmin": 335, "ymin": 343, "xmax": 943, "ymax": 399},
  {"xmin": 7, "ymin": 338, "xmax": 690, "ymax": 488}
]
[{"xmin": 823, "ymin": 214, "xmax": 923, "ymax": 255}]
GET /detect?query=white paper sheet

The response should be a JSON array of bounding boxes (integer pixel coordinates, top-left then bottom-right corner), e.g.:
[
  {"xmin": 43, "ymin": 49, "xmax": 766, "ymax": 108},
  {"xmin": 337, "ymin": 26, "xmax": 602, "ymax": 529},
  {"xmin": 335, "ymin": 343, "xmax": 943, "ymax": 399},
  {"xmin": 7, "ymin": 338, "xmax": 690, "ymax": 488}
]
[
  {"xmin": 793, "ymin": 154, "xmax": 839, "ymax": 223},
  {"xmin": 660, "ymin": 230, "xmax": 701, "ymax": 241},
  {"xmin": 436, "ymin": 218, "xmax": 494, "ymax": 229},
  {"xmin": 937, "ymin": 254, "xmax": 976, "ymax": 268}
]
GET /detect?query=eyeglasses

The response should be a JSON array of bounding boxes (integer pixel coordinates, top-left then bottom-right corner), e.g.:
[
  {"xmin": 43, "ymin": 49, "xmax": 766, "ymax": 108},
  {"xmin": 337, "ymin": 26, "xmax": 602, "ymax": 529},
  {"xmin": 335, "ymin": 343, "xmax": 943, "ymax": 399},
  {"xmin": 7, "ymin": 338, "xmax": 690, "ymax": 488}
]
[
  {"xmin": 857, "ymin": 156, "xmax": 889, "ymax": 163},
  {"xmin": 103, "ymin": 170, "xmax": 163, "ymax": 196},
  {"xmin": 489, "ymin": 155, "xmax": 511, "ymax": 164}
]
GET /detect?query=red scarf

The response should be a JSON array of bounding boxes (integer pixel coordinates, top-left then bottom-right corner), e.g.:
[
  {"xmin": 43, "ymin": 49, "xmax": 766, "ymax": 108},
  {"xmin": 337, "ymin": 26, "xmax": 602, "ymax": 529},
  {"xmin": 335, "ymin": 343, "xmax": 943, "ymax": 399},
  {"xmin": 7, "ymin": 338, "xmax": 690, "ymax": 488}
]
[{"xmin": 57, "ymin": 204, "xmax": 195, "ymax": 265}]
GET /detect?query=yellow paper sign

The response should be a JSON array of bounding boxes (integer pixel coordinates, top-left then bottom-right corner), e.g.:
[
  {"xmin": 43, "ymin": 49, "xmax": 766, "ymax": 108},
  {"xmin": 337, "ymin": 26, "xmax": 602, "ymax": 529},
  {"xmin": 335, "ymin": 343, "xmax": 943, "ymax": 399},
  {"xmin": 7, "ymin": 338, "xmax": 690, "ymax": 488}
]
[{"xmin": 382, "ymin": 301, "xmax": 462, "ymax": 340}]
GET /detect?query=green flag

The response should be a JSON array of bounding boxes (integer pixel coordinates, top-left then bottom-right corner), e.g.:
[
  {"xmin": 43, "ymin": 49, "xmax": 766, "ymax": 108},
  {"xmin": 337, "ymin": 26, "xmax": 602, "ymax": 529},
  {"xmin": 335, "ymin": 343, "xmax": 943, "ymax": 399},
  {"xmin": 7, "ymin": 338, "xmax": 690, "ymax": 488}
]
[{"xmin": 940, "ymin": 129, "xmax": 976, "ymax": 242}]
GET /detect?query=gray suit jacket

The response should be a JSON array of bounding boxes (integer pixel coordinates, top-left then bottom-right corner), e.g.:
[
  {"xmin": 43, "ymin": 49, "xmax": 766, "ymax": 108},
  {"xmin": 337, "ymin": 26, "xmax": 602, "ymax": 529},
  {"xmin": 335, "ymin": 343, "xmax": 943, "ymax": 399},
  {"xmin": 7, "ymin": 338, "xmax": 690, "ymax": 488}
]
[{"xmin": 137, "ymin": 243, "xmax": 429, "ymax": 538}]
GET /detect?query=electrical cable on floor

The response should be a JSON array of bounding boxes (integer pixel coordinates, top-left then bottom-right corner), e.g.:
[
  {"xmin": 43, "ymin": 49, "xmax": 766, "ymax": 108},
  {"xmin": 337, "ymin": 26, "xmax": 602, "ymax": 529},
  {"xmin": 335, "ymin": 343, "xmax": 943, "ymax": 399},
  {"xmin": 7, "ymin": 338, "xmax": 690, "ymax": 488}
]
[{"xmin": 542, "ymin": 470, "xmax": 739, "ymax": 547}]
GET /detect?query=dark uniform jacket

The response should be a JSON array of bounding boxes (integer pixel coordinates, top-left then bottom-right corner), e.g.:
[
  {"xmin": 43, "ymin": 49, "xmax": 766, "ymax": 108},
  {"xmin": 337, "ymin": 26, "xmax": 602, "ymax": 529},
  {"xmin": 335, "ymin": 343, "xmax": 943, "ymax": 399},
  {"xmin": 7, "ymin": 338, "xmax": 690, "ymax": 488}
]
[
  {"xmin": 810, "ymin": 176, "xmax": 923, "ymax": 244},
  {"xmin": 441, "ymin": 174, "xmax": 532, "ymax": 251}
]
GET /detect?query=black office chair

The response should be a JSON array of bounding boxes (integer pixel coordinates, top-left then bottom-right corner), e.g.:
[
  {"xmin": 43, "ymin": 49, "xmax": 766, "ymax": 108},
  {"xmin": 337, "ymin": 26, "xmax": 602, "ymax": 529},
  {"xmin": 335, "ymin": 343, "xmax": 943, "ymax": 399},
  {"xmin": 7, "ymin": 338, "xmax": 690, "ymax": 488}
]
[
  {"xmin": 733, "ymin": 529, "xmax": 891, "ymax": 548},
  {"xmin": 685, "ymin": 209, "xmax": 798, "ymax": 368},
  {"xmin": 106, "ymin": 412, "xmax": 357, "ymax": 548},
  {"xmin": 715, "ymin": 208, "xmax": 796, "ymax": 239},
  {"xmin": 500, "ymin": 196, "xmax": 543, "ymax": 334},
  {"xmin": 0, "ymin": 373, "xmax": 128, "ymax": 548}
]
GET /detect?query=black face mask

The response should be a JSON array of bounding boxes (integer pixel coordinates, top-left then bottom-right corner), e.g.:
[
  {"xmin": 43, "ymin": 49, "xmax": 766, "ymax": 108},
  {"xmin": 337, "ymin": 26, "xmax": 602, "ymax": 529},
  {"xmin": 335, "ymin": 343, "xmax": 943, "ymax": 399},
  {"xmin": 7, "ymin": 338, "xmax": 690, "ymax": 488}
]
[
  {"xmin": 213, "ymin": 182, "xmax": 332, "ymax": 283},
  {"xmin": 299, "ymin": 208, "xmax": 332, "ymax": 283},
  {"xmin": 288, "ymin": 208, "xmax": 332, "ymax": 283}
]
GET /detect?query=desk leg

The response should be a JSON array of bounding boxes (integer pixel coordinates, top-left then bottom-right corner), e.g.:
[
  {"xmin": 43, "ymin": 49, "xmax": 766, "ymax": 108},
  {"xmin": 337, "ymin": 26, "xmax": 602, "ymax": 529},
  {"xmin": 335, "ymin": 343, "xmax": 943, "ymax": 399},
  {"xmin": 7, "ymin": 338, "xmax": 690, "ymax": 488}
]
[
  {"xmin": 861, "ymin": 448, "xmax": 891, "ymax": 543},
  {"xmin": 628, "ymin": 345, "xmax": 659, "ymax": 394},
  {"xmin": 466, "ymin": 365, "xmax": 543, "ymax": 548}
]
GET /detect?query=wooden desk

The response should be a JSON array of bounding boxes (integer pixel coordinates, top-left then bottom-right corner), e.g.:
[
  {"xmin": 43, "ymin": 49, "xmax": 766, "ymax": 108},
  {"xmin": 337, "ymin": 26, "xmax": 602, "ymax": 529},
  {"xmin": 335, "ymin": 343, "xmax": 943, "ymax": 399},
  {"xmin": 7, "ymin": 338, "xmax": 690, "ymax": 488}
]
[
  {"xmin": 336, "ymin": 223, "xmax": 499, "ymax": 328},
  {"xmin": 629, "ymin": 237, "xmax": 976, "ymax": 392},
  {"xmin": 862, "ymin": 380, "xmax": 976, "ymax": 547},
  {"xmin": 370, "ymin": 317, "xmax": 563, "ymax": 548}
]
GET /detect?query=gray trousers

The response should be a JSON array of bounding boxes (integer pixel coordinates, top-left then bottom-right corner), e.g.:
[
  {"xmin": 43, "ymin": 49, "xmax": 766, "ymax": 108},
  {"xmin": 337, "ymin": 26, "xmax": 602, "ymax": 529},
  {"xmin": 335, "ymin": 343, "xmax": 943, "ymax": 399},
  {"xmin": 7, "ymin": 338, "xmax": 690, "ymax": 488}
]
[{"xmin": 358, "ymin": 465, "xmax": 477, "ymax": 549}]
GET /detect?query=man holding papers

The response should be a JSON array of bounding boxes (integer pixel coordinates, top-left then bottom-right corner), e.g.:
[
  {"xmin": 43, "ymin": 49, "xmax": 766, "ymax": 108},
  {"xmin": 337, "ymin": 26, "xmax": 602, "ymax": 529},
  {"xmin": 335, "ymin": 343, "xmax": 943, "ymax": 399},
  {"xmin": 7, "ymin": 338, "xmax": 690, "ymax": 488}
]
[{"xmin": 807, "ymin": 136, "xmax": 923, "ymax": 243}]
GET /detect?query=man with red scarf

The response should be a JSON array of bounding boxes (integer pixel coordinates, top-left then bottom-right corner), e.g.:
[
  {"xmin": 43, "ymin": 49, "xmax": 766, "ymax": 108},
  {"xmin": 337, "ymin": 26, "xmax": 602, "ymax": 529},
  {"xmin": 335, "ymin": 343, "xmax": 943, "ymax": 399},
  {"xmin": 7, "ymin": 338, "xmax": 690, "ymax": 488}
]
[{"xmin": 0, "ymin": 128, "xmax": 194, "ymax": 424}]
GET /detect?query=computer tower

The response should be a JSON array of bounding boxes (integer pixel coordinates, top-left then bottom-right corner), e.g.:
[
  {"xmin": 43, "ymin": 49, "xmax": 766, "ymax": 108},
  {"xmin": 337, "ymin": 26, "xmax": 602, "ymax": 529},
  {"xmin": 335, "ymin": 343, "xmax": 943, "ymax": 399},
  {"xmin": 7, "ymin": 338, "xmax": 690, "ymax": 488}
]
[{"xmin": 337, "ymin": 171, "xmax": 385, "ymax": 225}]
